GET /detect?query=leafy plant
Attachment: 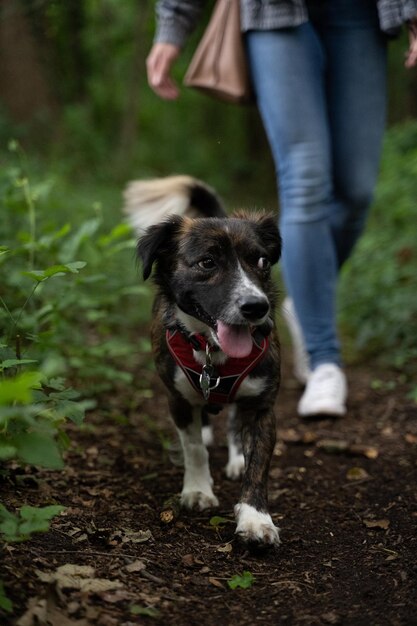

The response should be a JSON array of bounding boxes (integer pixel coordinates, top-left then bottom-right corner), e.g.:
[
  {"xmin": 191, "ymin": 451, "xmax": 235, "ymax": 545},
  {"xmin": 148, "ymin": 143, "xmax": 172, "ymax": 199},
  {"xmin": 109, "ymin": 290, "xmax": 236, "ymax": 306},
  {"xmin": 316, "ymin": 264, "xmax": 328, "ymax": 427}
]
[
  {"xmin": 209, "ymin": 516, "xmax": 232, "ymax": 528},
  {"xmin": 227, "ymin": 571, "xmax": 255, "ymax": 590},
  {"xmin": 339, "ymin": 120, "xmax": 417, "ymax": 378},
  {"xmin": 0, "ymin": 504, "xmax": 65, "ymax": 543},
  {"xmin": 0, "ymin": 581, "xmax": 12, "ymax": 614},
  {"xmin": 130, "ymin": 604, "xmax": 160, "ymax": 618}
]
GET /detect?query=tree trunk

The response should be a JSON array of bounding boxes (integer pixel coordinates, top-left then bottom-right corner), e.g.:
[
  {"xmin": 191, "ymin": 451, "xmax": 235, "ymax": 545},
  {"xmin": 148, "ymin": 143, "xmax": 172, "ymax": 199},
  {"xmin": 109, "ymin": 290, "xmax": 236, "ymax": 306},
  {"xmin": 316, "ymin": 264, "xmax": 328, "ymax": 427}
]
[
  {"xmin": 116, "ymin": 3, "xmax": 151, "ymax": 169},
  {"xmin": 0, "ymin": 0, "xmax": 57, "ymax": 123}
]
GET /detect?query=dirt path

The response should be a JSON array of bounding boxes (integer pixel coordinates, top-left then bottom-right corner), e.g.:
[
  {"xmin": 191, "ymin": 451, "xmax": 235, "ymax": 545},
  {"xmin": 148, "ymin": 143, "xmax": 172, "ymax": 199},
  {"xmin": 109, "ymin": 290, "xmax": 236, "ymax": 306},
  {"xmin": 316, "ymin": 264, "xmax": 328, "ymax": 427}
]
[{"xmin": 2, "ymin": 343, "xmax": 417, "ymax": 626}]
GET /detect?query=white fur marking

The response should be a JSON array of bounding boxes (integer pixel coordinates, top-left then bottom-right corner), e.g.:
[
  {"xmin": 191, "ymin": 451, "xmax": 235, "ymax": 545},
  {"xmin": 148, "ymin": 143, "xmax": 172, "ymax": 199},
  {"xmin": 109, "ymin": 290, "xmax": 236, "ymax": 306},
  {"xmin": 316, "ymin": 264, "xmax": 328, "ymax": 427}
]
[
  {"xmin": 235, "ymin": 503, "xmax": 280, "ymax": 545},
  {"xmin": 202, "ymin": 425, "xmax": 214, "ymax": 447},
  {"xmin": 225, "ymin": 441, "xmax": 245, "ymax": 480},
  {"xmin": 174, "ymin": 368, "xmax": 204, "ymax": 404},
  {"xmin": 235, "ymin": 376, "xmax": 267, "ymax": 399},
  {"xmin": 234, "ymin": 262, "xmax": 267, "ymax": 302},
  {"xmin": 178, "ymin": 412, "xmax": 218, "ymax": 510},
  {"xmin": 222, "ymin": 262, "xmax": 269, "ymax": 325}
]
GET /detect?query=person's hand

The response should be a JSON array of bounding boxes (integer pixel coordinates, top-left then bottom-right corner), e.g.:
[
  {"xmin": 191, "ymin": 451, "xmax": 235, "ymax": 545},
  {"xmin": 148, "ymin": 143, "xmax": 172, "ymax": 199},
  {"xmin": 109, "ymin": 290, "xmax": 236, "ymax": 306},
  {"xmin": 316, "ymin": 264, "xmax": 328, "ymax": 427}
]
[
  {"xmin": 405, "ymin": 16, "xmax": 417, "ymax": 68},
  {"xmin": 146, "ymin": 43, "xmax": 181, "ymax": 99}
]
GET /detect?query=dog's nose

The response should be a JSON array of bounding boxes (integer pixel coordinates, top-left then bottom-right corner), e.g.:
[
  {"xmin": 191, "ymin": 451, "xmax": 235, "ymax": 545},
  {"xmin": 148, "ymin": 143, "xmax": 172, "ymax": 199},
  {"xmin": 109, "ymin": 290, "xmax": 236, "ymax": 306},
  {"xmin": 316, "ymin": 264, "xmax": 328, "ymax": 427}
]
[{"xmin": 238, "ymin": 296, "xmax": 270, "ymax": 321}]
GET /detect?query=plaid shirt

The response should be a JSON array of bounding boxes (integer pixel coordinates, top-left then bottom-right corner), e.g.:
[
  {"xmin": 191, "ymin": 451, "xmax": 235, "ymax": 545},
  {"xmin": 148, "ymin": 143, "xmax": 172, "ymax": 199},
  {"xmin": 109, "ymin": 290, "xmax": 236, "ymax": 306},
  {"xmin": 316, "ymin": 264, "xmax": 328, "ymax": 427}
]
[{"xmin": 155, "ymin": 0, "xmax": 417, "ymax": 46}]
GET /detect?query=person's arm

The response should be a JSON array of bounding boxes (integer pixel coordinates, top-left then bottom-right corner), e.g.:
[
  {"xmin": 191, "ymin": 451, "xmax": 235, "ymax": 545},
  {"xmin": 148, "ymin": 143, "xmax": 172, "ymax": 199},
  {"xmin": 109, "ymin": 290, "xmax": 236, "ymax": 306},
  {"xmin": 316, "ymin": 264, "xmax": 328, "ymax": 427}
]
[
  {"xmin": 406, "ymin": 15, "xmax": 417, "ymax": 67},
  {"xmin": 147, "ymin": 0, "xmax": 206, "ymax": 99}
]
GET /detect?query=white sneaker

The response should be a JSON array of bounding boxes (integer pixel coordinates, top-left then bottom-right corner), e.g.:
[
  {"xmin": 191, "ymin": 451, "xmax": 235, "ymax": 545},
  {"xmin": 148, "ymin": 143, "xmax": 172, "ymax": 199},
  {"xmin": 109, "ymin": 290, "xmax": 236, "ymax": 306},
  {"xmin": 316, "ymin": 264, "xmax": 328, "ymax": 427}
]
[
  {"xmin": 298, "ymin": 363, "xmax": 347, "ymax": 417},
  {"xmin": 282, "ymin": 297, "xmax": 311, "ymax": 385}
]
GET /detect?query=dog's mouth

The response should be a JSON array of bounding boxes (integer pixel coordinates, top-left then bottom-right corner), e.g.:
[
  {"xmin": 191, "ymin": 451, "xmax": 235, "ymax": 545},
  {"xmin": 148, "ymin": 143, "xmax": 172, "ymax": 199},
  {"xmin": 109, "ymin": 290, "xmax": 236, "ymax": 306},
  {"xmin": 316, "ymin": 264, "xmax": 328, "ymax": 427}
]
[
  {"xmin": 179, "ymin": 299, "xmax": 268, "ymax": 359},
  {"xmin": 216, "ymin": 321, "xmax": 253, "ymax": 359}
]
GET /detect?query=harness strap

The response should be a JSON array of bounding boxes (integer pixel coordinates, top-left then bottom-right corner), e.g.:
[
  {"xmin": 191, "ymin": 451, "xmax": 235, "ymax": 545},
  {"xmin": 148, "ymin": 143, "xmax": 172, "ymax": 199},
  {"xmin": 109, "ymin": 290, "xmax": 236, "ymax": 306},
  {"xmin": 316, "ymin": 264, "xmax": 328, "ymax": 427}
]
[{"xmin": 166, "ymin": 328, "xmax": 269, "ymax": 404}]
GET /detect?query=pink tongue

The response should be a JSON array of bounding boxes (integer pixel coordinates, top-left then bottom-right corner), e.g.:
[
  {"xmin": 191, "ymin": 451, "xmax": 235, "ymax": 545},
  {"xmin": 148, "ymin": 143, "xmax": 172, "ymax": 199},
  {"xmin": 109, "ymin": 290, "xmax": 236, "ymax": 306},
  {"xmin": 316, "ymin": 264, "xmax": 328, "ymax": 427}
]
[{"xmin": 216, "ymin": 321, "xmax": 253, "ymax": 358}]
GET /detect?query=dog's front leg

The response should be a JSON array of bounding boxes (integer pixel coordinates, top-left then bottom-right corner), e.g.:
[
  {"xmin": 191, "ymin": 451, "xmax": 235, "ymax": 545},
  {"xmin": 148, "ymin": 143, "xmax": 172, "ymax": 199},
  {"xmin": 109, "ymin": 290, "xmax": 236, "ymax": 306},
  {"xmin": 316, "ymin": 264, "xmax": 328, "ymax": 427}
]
[
  {"xmin": 170, "ymin": 397, "xmax": 219, "ymax": 511},
  {"xmin": 235, "ymin": 408, "xmax": 280, "ymax": 546}
]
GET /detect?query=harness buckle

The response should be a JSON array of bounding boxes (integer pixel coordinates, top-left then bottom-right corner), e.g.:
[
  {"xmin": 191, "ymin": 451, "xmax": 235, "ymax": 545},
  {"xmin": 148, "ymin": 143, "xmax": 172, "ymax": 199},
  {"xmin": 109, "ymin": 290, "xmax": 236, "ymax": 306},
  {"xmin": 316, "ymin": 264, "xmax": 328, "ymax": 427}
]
[{"xmin": 199, "ymin": 344, "xmax": 220, "ymax": 400}]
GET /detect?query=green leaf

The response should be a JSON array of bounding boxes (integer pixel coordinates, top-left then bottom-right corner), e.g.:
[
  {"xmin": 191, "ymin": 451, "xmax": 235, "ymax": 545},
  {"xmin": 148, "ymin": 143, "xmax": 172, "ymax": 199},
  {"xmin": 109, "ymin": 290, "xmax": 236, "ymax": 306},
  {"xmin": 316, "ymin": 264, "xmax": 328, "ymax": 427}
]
[
  {"xmin": 49, "ymin": 389, "xmax": 80, "ymax": 401},
  {"xmin": 0, "ymin": 359, "xmax": 38, "ymax": 370},
  {"xmin": 18, "ymin": 505, "xmax": 65, "ymax": 535},
  {"xmin": 0, "ymin": 371, "xmax": 43, "ymax": 405},
  {"xmin": 227, "ymin": 571, "xmax": 255, "ymax": 590},
  {"xmin": 130, "ymin": 605, "xmax": 160, "ymax": 618},
  {"xmin": 0, "ymin": 582, "xmax": 13, "ymax": 613},
  {"xmin": 58, "ymin": 218, "xmax": 101, "ymax": 261},
  {"xmin": 22, "ymin": 261, "xmax": 86, "ymax": 283},
  {"xmin": 54, "ymin": 400, "xmax": 85, "ymax": 425},
  {"xmin": 0, "ymin": 441, "xmax": 17, "ymax": 460},
  {"xmin": 12, "ymin": 432, "xmax": 64, "ymax": 469},
  {"xmin": 46, "ymin": 377, "xmax": 66, "ymax": 391},
  {"xmin": 0, "ymin": 504, "xmax": 64, "ymax": 542},
  {"xmin": 209, "ymin": 516, "xmax": 231, "ymax": 528}
]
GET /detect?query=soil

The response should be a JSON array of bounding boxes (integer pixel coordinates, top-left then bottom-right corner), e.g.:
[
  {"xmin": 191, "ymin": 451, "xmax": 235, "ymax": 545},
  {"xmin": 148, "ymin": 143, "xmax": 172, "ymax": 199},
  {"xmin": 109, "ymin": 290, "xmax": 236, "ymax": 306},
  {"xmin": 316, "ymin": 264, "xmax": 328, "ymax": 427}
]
[{"xmin": 1, "ymin": 338, "xmax": 417, "ymax": 626}]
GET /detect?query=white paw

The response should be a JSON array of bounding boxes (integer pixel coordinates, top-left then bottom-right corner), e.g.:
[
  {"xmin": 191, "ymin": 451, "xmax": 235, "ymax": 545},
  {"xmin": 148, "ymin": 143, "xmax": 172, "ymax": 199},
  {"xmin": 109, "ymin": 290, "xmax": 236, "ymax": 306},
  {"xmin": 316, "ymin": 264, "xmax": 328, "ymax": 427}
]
[
  {"xmin": 181, "ymin": 490, "xmax": 219, "ymax": 511},
  {"xmin": 202, "ymin": 425, "xmax": 214, "ymax": 447},
  {"xmin": 235, "ymin": 503, "xmax": 280, "ymax": 546},
  {"xmin": 225, "ymin": 454, "xmax": 245, "ymax": 480}
]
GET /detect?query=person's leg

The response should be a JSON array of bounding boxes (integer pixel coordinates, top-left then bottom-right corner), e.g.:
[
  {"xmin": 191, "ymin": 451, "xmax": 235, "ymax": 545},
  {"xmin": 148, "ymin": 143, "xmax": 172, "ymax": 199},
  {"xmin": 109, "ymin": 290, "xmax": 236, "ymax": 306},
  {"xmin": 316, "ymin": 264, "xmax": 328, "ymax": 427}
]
[
  {"xmin": 322, "ymin": 9, "xmax": 387, "ymax": 268},
  {"xmin": 246, "ymin": 7, "xmax": 387, "ymax": 372},
  {"xmin": 246, "ymin": 25, "xmax": 342, "ymax": 370}
]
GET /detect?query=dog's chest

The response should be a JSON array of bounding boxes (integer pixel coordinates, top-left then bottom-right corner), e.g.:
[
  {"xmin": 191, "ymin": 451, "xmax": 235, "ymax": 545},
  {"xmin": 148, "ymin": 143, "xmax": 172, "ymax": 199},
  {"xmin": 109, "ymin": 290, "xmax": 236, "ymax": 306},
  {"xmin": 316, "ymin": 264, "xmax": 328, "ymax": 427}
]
[
  {"xmin": 174, "ymin": 366, "xmax": 267, "ymax": 405},
  {"xmin": 165, "ymin": 328, "xmax": 270, "ymax": 405}
]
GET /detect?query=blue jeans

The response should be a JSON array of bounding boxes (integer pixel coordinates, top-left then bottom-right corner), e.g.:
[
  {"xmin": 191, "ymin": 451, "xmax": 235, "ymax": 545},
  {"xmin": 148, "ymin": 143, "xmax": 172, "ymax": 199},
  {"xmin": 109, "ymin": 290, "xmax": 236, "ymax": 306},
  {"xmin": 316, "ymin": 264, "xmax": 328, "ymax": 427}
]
[{"xmin": 245, "ymin": 0, "xmax": 387, "ymax": 369}]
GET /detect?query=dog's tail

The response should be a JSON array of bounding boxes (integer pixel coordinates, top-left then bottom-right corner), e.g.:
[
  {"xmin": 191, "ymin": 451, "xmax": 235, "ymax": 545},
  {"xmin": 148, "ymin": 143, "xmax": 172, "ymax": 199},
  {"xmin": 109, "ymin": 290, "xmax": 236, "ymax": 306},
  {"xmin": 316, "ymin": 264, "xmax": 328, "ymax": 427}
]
[{"xmin": 123, "ymin": 175, "xmax": 226, "ymax": 234}]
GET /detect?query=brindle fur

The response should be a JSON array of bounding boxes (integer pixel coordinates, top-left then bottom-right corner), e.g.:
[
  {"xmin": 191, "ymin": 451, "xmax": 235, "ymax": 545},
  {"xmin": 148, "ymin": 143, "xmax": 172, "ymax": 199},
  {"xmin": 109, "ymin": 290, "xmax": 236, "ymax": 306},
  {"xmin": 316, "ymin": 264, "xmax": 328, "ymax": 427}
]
[{"xmin": 136, "ymin": 189, "xmax": 282, "ymax": 546}]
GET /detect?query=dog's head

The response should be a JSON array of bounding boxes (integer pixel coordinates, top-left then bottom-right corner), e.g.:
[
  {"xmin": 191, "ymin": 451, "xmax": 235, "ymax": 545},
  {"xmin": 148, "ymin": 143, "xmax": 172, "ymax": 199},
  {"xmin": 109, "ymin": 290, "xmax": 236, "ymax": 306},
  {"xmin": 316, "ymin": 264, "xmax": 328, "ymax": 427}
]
[{"xmin": 137, "ymin": 213, "xmax": 281, "ymax": 358}]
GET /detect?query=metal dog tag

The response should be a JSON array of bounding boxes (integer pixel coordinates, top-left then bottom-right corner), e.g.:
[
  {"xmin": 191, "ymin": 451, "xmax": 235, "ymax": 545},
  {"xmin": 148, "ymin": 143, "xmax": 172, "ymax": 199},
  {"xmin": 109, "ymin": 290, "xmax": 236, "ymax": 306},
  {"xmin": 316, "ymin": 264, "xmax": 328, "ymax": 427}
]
[{"xmin": 199, "ymin": 344, "xmax": 220, "ymax": 400}]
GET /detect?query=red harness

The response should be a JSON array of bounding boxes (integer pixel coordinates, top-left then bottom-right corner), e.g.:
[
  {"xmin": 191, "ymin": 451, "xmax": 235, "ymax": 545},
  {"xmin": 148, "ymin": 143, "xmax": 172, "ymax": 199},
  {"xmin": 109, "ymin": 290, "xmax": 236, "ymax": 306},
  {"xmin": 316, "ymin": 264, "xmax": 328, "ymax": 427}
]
[{"xmin": 166, "ymin": 328, "xmax": 269, "ymax": 404}]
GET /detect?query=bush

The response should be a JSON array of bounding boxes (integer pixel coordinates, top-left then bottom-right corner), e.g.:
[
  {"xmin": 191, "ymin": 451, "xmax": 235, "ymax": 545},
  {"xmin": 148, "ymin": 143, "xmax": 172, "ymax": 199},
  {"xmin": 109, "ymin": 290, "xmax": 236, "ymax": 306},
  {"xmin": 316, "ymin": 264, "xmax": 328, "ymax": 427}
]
[{"xmin": 339, "ymin": 121, "xmax": 417, "ymax": 376}]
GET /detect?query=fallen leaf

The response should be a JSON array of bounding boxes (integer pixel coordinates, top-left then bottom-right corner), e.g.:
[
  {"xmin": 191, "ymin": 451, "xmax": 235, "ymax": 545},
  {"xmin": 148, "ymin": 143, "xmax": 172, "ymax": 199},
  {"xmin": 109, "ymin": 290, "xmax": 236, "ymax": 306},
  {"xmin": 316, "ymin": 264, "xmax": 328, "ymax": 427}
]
[
  {"xmin": 405, "ymin": 433, "xmax": 417, "ymax": 444},
  {"xmin": 217, "ymin": 543, "xmax": 233, "ymax": 553},
  {"xmin": 278, "ymin": 428, "xmax": 302, "ymax": 443},
  {"xmin": 209, "ymin": 577, "xmax": 225, "ymax": 589},
  {"xmin": 349, "ymin": 444, "xmax": 379, "ymax": 459},
  {"xmin": 125, "ymin": 560, "xmax": 146, "ymax": 573},
  {"xmin": 99, "ymin": 590, "xmax": 134, "ymax": 603},
  {"xmin": 36, "ymin": 564, "xmax": 123, "ymax": 593},
  {"xmin": 109, "ymin": 528, "xmax": 153, "ymax": 545},
  {"xmin": 346, "ymin": 467, "xmax": 370, "ymax": 481},
  {"xmin": 363, "ymin": 518, "xmax": 390, "ymax": 530},
  {"xmin": 17, "ymin": 595, "xmax": 89, "ymax": 626},
  {"xmin": 317, "ymin": 439, "xmax": 349, "ymax": 454},
  {"xmin": 181, "ymin": 554, "xmax": 195, "ymax": 568},
  {"xmin": 302, "ymin": 431, "xmax": 318, "ymax": 444}
]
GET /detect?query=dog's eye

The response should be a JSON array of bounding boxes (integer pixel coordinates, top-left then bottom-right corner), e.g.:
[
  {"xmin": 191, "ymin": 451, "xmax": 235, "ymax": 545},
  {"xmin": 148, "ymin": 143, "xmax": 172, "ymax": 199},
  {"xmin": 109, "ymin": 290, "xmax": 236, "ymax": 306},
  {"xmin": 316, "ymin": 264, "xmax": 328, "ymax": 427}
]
[
  {"xmin": 198, "ymin": 257, "xmax": 216, "ymax": 270},
  {"xmin": 258, "ymin": 257, "xmax": 270, "ymax": 270}
]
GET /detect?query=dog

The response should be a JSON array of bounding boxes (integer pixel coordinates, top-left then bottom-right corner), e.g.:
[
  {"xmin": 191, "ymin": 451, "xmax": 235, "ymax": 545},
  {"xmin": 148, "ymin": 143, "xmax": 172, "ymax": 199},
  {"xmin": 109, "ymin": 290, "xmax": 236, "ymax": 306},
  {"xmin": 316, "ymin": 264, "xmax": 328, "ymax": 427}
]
[{"xmin": 124, "ymin": 176, "xmax": 282, "ymax": 546}]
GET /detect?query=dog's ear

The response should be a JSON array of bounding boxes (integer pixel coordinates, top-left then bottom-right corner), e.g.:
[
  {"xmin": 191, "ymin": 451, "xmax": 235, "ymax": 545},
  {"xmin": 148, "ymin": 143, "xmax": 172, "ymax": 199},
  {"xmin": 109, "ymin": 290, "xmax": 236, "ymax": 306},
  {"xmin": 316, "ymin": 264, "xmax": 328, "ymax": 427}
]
[
  {"xmin": 253, "ymin": 214, "xmax": 282, "ymax": 265},
  {"xmin": 137, "ymin": 215, "xmax": 183, "ymax": 280}
]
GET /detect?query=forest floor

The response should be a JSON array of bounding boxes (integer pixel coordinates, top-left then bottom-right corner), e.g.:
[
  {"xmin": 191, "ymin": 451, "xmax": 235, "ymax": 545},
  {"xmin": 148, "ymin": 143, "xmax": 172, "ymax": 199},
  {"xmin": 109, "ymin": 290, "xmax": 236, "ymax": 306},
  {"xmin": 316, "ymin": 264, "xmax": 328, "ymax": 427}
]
[{"xmin": 2, "ymin": 339, "xmax": 417, "ymax": 626}]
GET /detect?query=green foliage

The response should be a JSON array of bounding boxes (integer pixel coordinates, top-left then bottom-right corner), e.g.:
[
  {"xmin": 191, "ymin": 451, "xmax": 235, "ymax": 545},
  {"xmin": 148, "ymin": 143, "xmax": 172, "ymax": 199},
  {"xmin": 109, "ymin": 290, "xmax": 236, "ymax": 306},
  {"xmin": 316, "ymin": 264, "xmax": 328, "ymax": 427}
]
[
  {"xmin": 130, "ymin": 604, "xmax": 160, "ymax": 618},
  {"xmin": 339, "ymin": 120, "xmax": 417, "ymax": 376},
  {"xmin": 209, "ymin": 516, "xmax": 232, "ymax": 528},
  {"xmin": 0, "ymin": 504, "xmax": 65, "ymax": 543},
  {"xmin": 0, "ymin": 581, "xmax": 13, "ymax": 614},
  {"xmin": 0, "ymin": 142, "xmax": 152, "ymax": 472},
  {"xmin": 227, "ymin": 571, "xmax": 255, "ymax": 590}
]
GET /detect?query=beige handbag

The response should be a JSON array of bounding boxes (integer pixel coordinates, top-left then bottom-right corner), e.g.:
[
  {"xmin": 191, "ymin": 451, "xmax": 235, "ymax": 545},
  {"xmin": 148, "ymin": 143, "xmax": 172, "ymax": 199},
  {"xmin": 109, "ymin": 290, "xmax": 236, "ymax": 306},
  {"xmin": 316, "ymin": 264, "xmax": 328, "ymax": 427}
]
[{"xmin": 183, "ymin": 0, "xmax": 253, "ymax": 104}]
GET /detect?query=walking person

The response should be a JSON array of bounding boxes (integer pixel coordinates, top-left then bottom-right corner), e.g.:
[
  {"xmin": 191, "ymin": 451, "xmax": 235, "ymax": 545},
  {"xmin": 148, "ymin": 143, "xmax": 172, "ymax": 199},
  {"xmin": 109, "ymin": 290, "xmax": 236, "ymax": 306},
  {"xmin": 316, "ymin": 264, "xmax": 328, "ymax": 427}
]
[{"xmin": 146, "ymin": 0, "xmax": 417, "ymax": 417}]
